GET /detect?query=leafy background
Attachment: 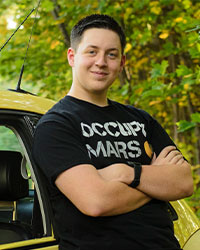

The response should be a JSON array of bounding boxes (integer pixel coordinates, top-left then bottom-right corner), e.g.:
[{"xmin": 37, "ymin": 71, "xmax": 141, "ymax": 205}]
[{"xmin": 0, "ymin": 0, "xmax": 200, "ymax": 217}]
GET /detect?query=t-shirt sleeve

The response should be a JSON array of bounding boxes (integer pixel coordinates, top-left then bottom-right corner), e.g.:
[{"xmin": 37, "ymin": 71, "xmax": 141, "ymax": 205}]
[
  {"xmin": 127, "ymin": 106, "xmax": 177, "ymax": 158},
  {"xmin": 147, "ymin": 116, "xmax": 176, "ymax": 156},
  {"xmin": 32, "ymin": 119, "xmax": 92, "ymax": 185},
  {"xmin": 136, "ymin": 109, "xmax": 176, "ymax": 156}
]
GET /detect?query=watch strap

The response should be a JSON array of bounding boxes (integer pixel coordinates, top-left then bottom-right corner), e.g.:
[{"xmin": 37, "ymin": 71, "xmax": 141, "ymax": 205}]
[{"xmin": 129, "ymin": 162, "xmax": 142, "ymax": 188}]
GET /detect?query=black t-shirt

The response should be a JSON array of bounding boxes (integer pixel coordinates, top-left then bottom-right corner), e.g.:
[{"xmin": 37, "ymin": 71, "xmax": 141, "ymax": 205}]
[{"xmin": 33, "ymin": 95, "xmax": 181, "ymax": 250}]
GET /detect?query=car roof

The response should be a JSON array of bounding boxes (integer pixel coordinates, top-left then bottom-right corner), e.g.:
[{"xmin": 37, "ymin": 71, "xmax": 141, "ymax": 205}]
[{"xmin": 0, "ymin": 90, "xmax": 56, "ymax": 115}]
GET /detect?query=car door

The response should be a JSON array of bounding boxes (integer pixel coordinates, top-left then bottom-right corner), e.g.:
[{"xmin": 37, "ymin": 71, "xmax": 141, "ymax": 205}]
[
  {"xmin": 171, "ymin": 200, "xmax": 200, "ymax": 250},
  {"xmin": 0, "ymin": 110, "xmax": 58, "ymax": 250}
]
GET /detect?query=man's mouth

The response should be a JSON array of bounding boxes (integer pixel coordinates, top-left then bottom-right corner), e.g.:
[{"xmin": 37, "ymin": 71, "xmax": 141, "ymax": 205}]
[{"xmin": 91, "ymin": 71, "xmax": 109, "ymax": 76}]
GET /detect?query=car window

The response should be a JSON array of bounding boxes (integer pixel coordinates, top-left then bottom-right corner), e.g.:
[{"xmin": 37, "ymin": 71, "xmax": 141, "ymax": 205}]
[
  {"xmin": 0, "ymin": 125, "xmax": 35, "ymax": 244},
  {"xmin": 0, "ymin": 125, "xmax": 33, "ymax": 189},
  {"xmin": 0, "ymin": 126, "xmax": 21, "ymax": 151}
]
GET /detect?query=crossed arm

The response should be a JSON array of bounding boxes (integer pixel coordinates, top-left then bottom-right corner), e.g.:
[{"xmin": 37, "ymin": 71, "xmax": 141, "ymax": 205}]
[{"xmin": 55, "ymin": 146, "xmax": 193, "ymax": 217}]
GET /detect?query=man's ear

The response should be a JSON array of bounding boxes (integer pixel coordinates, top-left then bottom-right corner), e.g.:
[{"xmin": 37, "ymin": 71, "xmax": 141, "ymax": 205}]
[
  {"xmin": 119, "ymin": 55, "xmax": 126, "ymax": 72},
  {"xmin": 67, "ymin": 48, "xmax": 75, "ymax": 67}
]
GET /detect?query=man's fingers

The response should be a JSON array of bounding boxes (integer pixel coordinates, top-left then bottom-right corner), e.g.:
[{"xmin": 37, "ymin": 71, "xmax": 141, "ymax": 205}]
[
  {"xmin": 151, "ymin": 153, "xmax": 157, "ymax": 164},
  {"xmin": 152, "ymin": 145, "xmax": 185, "ymax": 166},
  {"xmin": 169, "ymin": 153, "xmax": 184, "ymax": 164},
  {"xmin": 176, "ymin": 157, "xmax": 185, "ymax": 165},
  {"xmin": 158, "ymin": 146, "xmax": 176, "ymax": 158},
  {"xmin": 167, "ymin": 149, "xmax": 182, "ymax": 158}
]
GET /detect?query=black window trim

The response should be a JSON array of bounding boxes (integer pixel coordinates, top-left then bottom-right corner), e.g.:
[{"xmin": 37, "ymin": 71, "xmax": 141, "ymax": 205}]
[{"xmin": 0, "ymin": 111, "xmax": 53, "ymax": 238}]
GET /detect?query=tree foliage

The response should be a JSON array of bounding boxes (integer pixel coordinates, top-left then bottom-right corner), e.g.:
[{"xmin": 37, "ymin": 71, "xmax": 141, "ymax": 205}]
[{"xmin": 0, "ymin": 0, "xmax": 200, "ymax": 214}]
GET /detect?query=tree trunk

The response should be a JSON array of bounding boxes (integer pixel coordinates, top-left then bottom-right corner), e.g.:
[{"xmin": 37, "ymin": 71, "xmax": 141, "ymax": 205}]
[
  {"xmin": 51, "ymin": 0, "xmax": 70, "ymax": 48},
  {"xmin": 172, "ymin": 101, "xmax": 178, "ymax": 141},
  {"xmin": 167, "ymin": 34, "xmax": 180, "ymax": 141},
  {"xmin": 194, "ymin": 126, "xmax": 200, "ymax": 164},
  {"xmin": 187, "ymin": 93, "xmax": 200, "ymax": 164}
]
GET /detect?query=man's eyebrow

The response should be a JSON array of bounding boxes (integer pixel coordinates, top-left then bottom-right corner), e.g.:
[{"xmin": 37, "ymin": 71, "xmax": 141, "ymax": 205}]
[
  {"xmin": 85, "ymin": 45, "xmax": 98, "ymax": 49},
  {"xmin": 85, "ymin": 45, "xmax": 119, "ymax": 51},
  {"xmin": 107, "ymin": 47, "xmax": 119, "ymax": 51}
]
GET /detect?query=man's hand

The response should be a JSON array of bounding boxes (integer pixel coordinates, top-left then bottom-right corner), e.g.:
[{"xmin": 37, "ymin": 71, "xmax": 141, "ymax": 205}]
[{"xmin": 151, "ymin": 146, "xmax": 185, "ymax": 166}]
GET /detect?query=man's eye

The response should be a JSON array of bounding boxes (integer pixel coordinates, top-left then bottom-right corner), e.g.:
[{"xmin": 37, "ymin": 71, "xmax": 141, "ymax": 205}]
[
  {"xmin": 108, "ymin": 53, "xmax": 117, "ymax": 58},
  {"xmin": 88, "ymin": 50, "xmax": 96, "ymax": 55}
]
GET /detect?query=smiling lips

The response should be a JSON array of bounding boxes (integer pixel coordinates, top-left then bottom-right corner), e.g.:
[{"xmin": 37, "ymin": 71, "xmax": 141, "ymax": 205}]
[{"xmin": 91, "ymin": 71, "xmax": 109, "ymax": 78}]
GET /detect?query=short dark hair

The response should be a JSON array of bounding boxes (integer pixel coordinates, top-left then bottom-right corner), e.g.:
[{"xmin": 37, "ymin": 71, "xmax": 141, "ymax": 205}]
[{"xmin": 70, "ymin": 14, "xmax": 126, "ymax": 53}]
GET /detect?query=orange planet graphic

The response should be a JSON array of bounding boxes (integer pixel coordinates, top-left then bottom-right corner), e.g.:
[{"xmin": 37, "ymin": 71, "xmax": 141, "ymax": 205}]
[{"xmin": 144, "ymin": 141, "xmax": 153, "ymax": 159}]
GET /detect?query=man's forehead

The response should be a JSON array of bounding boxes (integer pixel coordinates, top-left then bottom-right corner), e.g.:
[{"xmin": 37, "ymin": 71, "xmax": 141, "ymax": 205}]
[
  {"xmin": 80, "ymin": 28, "xmax": 121, "ymax": 49},
  {"xmin": 82, "ymin": 27, "xmax": 119, "ymax": 38}
]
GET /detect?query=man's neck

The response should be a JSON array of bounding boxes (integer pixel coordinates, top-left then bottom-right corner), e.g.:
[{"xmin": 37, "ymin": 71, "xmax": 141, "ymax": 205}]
[{"xmin": 68, "ymin": 87, "xmax": 109, "ymax": 107}]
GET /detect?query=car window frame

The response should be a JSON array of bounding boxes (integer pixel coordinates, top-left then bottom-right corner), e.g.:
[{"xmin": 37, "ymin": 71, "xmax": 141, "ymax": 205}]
[{"xmin": 0, "ymin": 109, "xmax": 58, "ymax": 249}]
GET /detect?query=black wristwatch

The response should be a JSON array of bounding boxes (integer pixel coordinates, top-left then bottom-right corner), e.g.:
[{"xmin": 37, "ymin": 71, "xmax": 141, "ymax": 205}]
[{"xmin": 129, "ymin": 162, "xmax": 142, "ymax": 188}]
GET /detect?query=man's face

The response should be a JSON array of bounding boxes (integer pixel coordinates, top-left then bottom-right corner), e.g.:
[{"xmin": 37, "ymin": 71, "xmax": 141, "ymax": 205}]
[{"xmin": 68, "ymin": 28, "xmax": 125, "ymax": 97}]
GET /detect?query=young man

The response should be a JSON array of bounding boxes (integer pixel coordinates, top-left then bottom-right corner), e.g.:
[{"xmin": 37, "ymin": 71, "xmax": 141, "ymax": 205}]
[{"xmin": 33, "ymin": 14, "xmax": 193, "ymax": 250}]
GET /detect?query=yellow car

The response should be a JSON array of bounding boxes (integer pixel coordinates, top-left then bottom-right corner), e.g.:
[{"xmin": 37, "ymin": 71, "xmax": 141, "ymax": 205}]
[{"xmin": 0, "ymin": 89, "xmax": 199, "ymax": 250}]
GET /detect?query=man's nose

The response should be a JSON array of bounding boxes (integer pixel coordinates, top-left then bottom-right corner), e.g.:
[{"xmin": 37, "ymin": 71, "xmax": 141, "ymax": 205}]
[{"xmin": 95, "ymin": 53, "xmax": 107, "ymax": 67}]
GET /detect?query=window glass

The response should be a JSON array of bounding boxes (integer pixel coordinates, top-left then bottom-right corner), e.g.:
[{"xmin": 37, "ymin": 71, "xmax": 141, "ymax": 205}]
[
  {"xmin": 0, "ymin": 126, "xmax": 21, "ymax": 152},
  {"xmin": 0, "ymin": 125, "xmax": 34, "ymax": 243}
]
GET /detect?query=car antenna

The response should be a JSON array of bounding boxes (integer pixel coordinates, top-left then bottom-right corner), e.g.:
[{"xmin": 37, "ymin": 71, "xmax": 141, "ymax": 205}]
[
  {"xmin": 0, "ymin": 8, "xmax": 35, "ymax": 52},
  {"xmin": 0, "ymin": 0, "xmax": 42, "ymax": 94},
  {"xmin": 15, "ymin": 0, "xmax": 41, "ymax": 94}
]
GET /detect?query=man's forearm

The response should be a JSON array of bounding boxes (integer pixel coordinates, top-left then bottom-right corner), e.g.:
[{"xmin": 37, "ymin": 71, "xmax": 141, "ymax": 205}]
[
  {"xmin": 95, "ymin": 180, "xmax": 151, "ymax": 216},
  {"xmin": 56, "ymin": 164, "xmax": 151, "ymax": 218},
  {"xmin": 137, "ymin": 146, "xmax": 194, "ymax": 201},
  {"xmin": 99, "ymin": 146, "xmax": 193, "ymax": 202},
  {"xmin": 56, "ymin": 148, "xmax": 193, "ymax": 217},
  {"xmin": 100, "ymin": 162, "xmax": 193, "ymax": 201},
  {"xmin": 97, "ymin": 163, "xmax": 151, "ymax": 216},
  {"xmin": 137, "ymin": 162, "xmax": 193, "ymax": 201}
]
